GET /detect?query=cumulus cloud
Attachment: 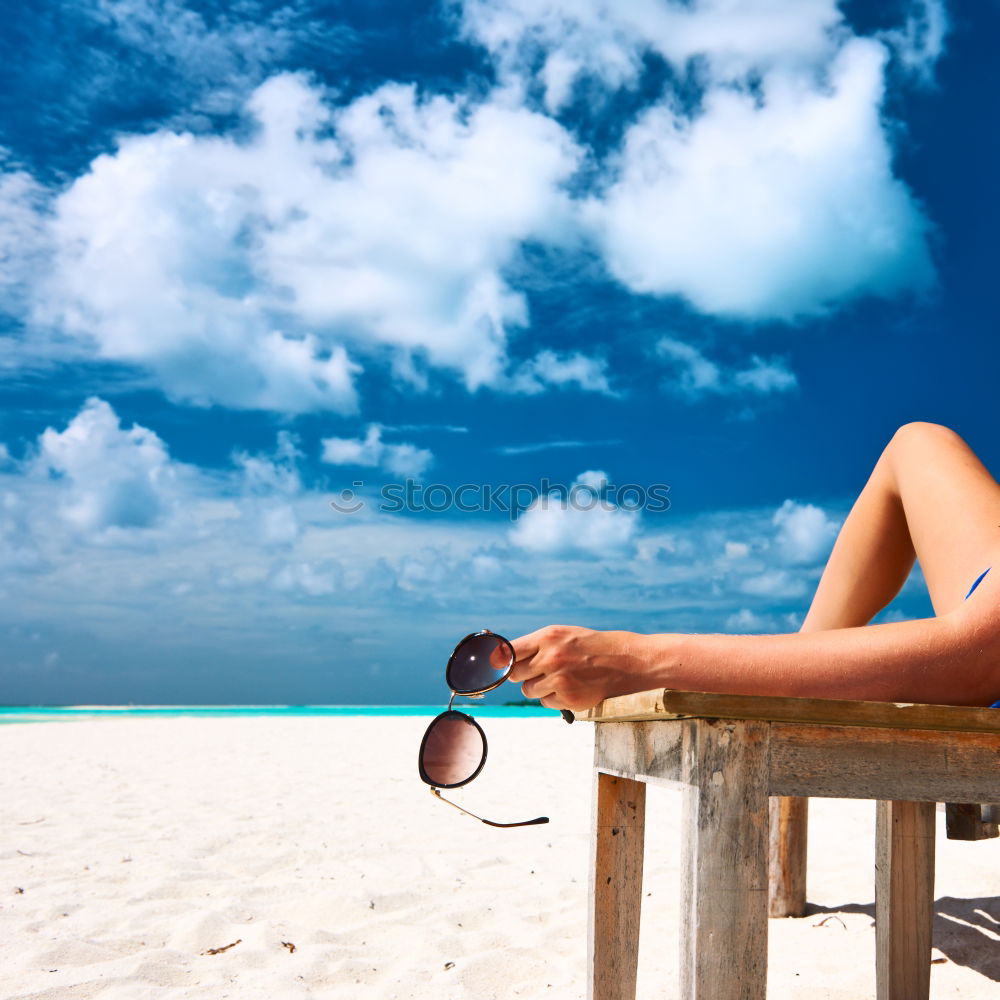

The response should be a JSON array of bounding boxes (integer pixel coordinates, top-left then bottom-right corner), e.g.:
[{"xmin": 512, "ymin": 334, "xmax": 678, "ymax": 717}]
[
  {"xmin": 573, "ymin": 469, "xmax": 610, "ymax": 494},
  {"xmin": 506, "ymin": 349, "xmax": 616, "ymax": 396},
  {"xmin": 458, "ymin": 0, "xmax": 846, "ymax": 112},
  {"xmin": 588, "ymin": 37, "xmax": 934, "ymax": 320},
  {"xmin": 4, "ymin": 1, "xmax": 947, "ymax": 409},
  {"xmin": 656, "ymin": 337, "xmax": 797, "ymax": 398},
  {"xmin": 772, "ymin": 498, "xmax": 840, "ymax": 565},
  {"xmin": 508, "ymin": 470, "xmax": 638, "ymax": 555},
  {"xmin": 739, "ymin": 568, "xmax": 809, "ymax": 599},
  {"xmin": 2, "ymin": 400, "xmax": 938, "ymax": 702},
  {"xmin": 460, "ymin": 0, "xmax": 938, "ymax": 321},
  {"xmin": 733, "ymin": 356, "xmax": 799, "ymax": 394},
  {"xmin": 27, "ymin": 74, "xmax": 581, "ymax": 409},
  {"xmin": 725, "ymin": 607, "xmax": 802, "ymax": 633},
  {"xmin": 234, "ymin": 431, "xmax": 305, "ymax": 546},
  {"xmin": 31, "ymin": 397, "xmax": 179, "ymax": 533},
  {"xmin": 235, "ymin": 431, "xmax": 303, "ymax": 497},
  {"xmin": 321, "ymin": 424, "xmax": 434, "ymax": 478}
]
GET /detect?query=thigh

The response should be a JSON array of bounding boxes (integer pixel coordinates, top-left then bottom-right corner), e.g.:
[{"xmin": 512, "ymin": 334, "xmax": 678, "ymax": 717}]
[{"xmin": 887, "ymin": 422, "xmax": 1000, "ymax": 615}]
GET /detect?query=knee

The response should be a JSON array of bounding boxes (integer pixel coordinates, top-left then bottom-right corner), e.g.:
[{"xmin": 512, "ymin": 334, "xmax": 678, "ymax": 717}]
[
  {"xmin": 893, "ymin": 420, "xmax": 958, "ymax": 441},
  {"xmin": 890, "ymin": 420, "xmax": 963, "ymax": 451}
]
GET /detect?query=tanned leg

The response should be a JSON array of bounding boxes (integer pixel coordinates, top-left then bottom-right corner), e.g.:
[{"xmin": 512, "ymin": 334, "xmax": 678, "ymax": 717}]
[
  {"xmin": 803, "ymin": 421, "xmax": 1000, "ymax": 627},
  {"xmin": 770, "ymin": 421, "xmax": 1000, "ymax": 917}
]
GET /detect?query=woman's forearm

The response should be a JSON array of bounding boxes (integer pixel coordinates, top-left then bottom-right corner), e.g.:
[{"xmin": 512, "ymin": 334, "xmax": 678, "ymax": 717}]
[{"xmin": 638, "ymin": 613, "xmax": 1000, "ymax": 706}]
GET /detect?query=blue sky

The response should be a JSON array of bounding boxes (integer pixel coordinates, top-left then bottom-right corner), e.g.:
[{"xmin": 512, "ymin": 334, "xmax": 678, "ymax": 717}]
[{"xmin": 0, "ymin": 0, "xmax": 996, "ymax": 705}]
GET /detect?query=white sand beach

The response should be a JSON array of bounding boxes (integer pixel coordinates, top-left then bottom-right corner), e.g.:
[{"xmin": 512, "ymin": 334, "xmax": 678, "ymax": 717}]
[{"xmin": 2, "ymin": 716, "xmax": 999, "ymax": 999}]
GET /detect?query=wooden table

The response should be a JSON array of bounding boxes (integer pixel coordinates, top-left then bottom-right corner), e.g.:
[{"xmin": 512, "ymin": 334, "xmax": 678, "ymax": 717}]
[{"xmin": 582, "ymin": 689, "xmax": 1000, "ymax": 1000}]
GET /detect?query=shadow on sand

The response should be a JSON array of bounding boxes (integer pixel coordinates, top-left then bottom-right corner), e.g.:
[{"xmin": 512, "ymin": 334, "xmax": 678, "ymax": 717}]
[{"xmin": 804, "ymin": 895, "xmax": 1000, "ymax": 983}]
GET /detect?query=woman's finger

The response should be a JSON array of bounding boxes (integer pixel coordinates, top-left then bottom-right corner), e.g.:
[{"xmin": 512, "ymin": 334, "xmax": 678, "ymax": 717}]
[
  {"xmin": 508, "ymin": 629, "xmax": 544, "ymax": 682},
  {"xmin": 520, "ymin": 674, "xmax": 556, "ymax": 703}
]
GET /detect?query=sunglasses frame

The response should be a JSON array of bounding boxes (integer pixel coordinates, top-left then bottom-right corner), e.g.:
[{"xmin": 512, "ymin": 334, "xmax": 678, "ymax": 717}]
[
  {"xmin": 444, "ymin": 629, "xmax": 515, "ymax": 696},
  {"xmin": 417, "ymin": 708, "xmax": 489, "ymax": 789},
  {"xmin": 418, "ymin": 629, "xmax": 550, "ymax": 827},
  {"xmin": 419, "ymin": 630, "xmax": 513, "ymax": 789}
]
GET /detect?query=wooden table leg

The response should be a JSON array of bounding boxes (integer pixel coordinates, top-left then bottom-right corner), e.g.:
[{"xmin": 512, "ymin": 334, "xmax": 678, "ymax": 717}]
[
  {"xmin": 875, "ymin": 800, "xmax": 936, "ymax": 1000},
  {"xmin": 768, "ymin": 795, "xmax": 808, "ymax": 916},
  {"xmin": 588, "ymin": 772, "xmax": 647, "ymax": 1000},
  {"xmin": 680, "ymin": 720, "xmax": 769, "ymax": 1000}
]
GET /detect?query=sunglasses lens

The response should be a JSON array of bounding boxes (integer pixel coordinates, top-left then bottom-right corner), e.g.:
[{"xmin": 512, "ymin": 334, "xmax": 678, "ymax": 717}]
[
  {"xmin": 447, "ymin": 633, "xmax": 514, "ymax": 693},
  {"xmin": 419, "ymin": 712, "xmax": 486, "ymax": 787}
]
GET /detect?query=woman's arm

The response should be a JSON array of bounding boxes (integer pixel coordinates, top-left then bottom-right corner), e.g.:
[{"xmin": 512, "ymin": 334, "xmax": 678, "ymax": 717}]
[{"xmin": 509, "ymin": 608, "xmax": 1000, "ymax": 710}]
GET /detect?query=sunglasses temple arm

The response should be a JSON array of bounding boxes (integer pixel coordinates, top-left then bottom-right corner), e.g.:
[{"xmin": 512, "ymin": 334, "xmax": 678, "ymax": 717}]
[{"xmin": 430, "ymin": 787, "xmax": 549, "ymax": 827}]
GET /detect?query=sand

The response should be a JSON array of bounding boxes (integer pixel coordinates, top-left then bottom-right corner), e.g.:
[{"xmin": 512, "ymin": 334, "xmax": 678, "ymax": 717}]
[{"xmin": 2, "ymin": 715, "xmax": 999, "ymax": 999}]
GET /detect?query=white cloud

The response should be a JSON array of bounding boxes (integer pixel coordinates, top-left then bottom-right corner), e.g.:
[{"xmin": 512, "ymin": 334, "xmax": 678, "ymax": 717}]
[
  {"xmin": 458, "ymin": 0, "xmax": 846, "ymax": 112},
  {"xmin": 5, "ymin": 2, "xmax": 946, "ymax": 409},
  {"xmin": 588, "ymin": 37, "xmax": 934, "ymax": 320},
  {"xmin": 270, "ymin": 560, "xmax": 339, "ymax": 596},
  {"xmin": 656, "ymin": 338, "xmax": 722, "ymax": 395},
  {"xmin": 506, "ymin": 349, "xmax": 615, "ymax": 396},
  {"xmin": 656, "ymin": 337, "xmax": 797, "ymax": 397},
  {"xmin": 882, "ymin": 0, "xmax": 949, "ymax": 85},
  {"xmin": 62, "ymin": 0, "xmax": 352, "ymax": 135},
  {"xmin": 5, "ymin": 404, "xmax": 939, "ymax": 701},
  {"xmin": 573, "ymin": 469, "xmax": 610, "ymax": 494},
  {"xmin": 32, "ymin": 397, "xmax": 178, "ymax": 533},
  {"xmin": 88, "ymin": 0, "xmax": 307, "ymax": 106},
  {"xmin": 725, "ymin": 607, "xmax": 802, "ymax": 632},
  {"xmin": 235, "ymin": 431, "xmax": 303, "ymax": 496},
  {"xmin": 725, "ymin": 607, "xmax": 770, "ymax": 632},
  {"xmin": 460, "ymin": 0, "xmax": 939, "ymax": 321},
  {"xmin": 874, "ymin": 607, "xmax": 909, "ymax": 624},
  {"xmin": 257, "ymin": 504, "xmax": 299, "ymax": 547},
  {"xmin": 385, "ymin": 424, "xmax": 469, "ymax": 434},
  {"xmin": 0, "ymin": 163, "xmax": 53, "ymax": 324},
  {"xmin": 772, "ymin": 498, "xmax": 840, "ymax": 566},
  {"xmin": 27, "ymin": 74, "xmax": 582, "ymax": 409},
  {"xmin": 321, "ymin": 424, "xmax": 434, "ymax": 479},
  {"xmin": 635, "ymin": 533, "xmax": 679, "ymax": 562},
  {"xmin": 495, "ymin": 438, "xmax": 621, "ymax": 456},
  {"xmin": 739, "ymin": 568, "xmax": 809, "ymax": 599},
  {"xmin": 0, "ymin": 443, "xmax": 10, "ymax": 465},
  {"xmin": 725, "ymin": 540, "xmax": 750, "ymax": 559},
  {"xmin": 508, "ymin": 470, "xmax": 638, "ymax": 555},
  {"xmin": 471, "ymin": 553, "xmax": 504, "ymax": 581},
  {"xmin": 233, "ymin": 432, "xmax": 303, "ymax": 547},
  {"xmin": 733, "ymin": 356, "xmax": 798, "ymax": 394}
]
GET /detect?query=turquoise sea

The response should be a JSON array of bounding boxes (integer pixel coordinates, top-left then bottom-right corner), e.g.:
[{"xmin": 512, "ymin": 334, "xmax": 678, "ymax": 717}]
[{"xmin": 0, "ymin": 705, "xmax": 560, "ymax": 723}]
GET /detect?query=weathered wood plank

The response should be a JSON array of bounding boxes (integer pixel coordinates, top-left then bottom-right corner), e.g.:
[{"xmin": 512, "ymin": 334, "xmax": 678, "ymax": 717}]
[
  {"xmin": 769, "ymin": 724, "xmax": 1000, "ymax": 801},
  {"xmin": 768, "ymin": 796, "xmax": 808, "ymax": 917},
  {"xmin": 680, "ymin": 720, "xmax": 769, "ymax": 1000},
  {"xmin": 875, "ymin": 800, "xmax": 936, "ymax": 1000},
  {"xmin": 944, "ymin": 802, "xmax": 999, "ymax": 840},
  {"xmin": 582, "ymin": 689, "xmax": 1000, "ymax": 734},
  {"xmin": 593, "ymin": 719, "xmax": 685, "ymax": 788},
  {"xmin": 588, "ymin": 773, "xmax": 646, "ymax": 1000}
]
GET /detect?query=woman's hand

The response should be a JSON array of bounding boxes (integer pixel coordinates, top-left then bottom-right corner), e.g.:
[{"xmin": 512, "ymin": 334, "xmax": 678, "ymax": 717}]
[{"xmin": 507, "ymin": 625, "xmax": 649, "ymax": 712}]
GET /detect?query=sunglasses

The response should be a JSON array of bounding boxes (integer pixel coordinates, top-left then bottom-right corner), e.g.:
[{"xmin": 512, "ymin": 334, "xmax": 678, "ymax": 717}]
[{"xmin": 418, "ymin": 629, "xmax": 574, "ymax": 828}]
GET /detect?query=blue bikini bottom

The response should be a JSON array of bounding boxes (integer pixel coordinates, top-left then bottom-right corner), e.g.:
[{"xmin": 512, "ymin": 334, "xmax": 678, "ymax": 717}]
[
  {"xmin": 964, "ymin": 568, "xmax": 1000, "ymax": 707},
  {"xmin": 966, "ymin": 567, "xmax": 991, "ymax": 600}
]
